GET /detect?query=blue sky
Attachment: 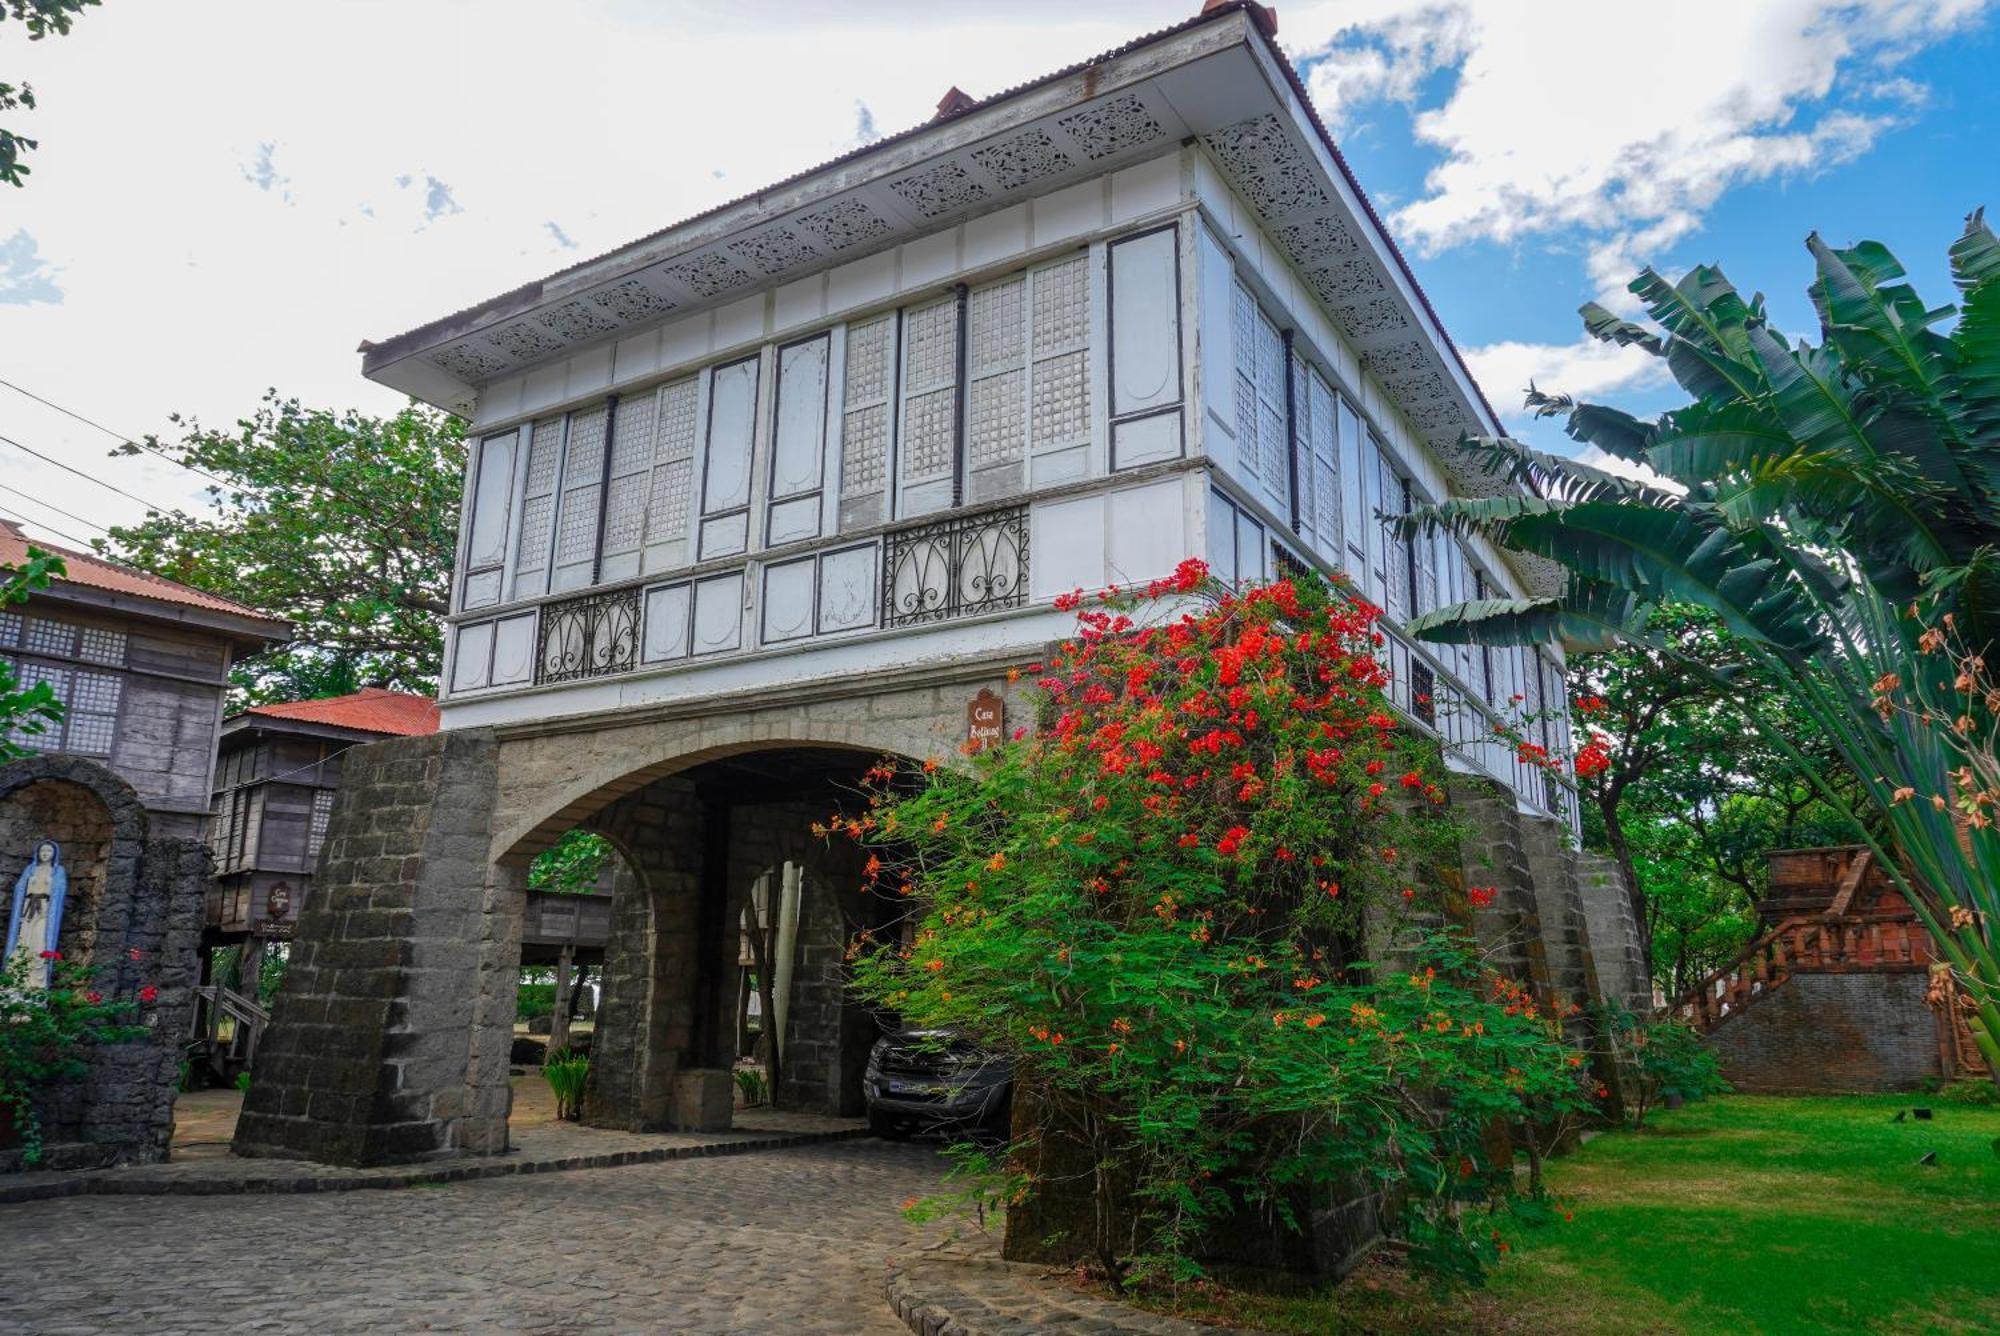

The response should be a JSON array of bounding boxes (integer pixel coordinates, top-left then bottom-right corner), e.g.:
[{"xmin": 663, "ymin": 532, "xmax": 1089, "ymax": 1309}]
[{"xmin": 2, "ymin": 0, "xmax": 1997, "ymax": 538}]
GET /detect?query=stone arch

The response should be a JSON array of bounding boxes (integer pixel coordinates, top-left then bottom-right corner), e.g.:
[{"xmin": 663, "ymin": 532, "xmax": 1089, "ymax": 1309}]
[
  {"xmin": 0, "ymin": 754, "xmax": 203, "ymax": 1170},
  {"xmin": 494, "ymin": 734, "xmax": 911, "ymax": 1130},
  {"xmin": 0, "ymin": 754, "xmax": 149, "ymax": 973},
  {"xmin": 487, "ymin": 675, "xmax": 1010, "ymax": 866}
]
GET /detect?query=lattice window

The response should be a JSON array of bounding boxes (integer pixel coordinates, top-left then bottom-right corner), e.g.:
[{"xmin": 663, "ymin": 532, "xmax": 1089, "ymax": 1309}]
[
  {"xmin": 643, "ymin": 377, "xmax": 700, "ymax": 568},
  {"xmin": 23, "ymin": 618, "xmax": 73, "ymax": 658},
  {"xmin": 598, "ymin": 390, "xmax": 657, "ymax": 581},
  {"xmin": 897, "ymin": 299, "xmax": 959, "ymax": 514},
  {"xmin": 78, "ymin": 626, "xmax": 126, "ymax": 666},
  {"xmin": 1378, "ymin": 456, "xmax": 1413, "ymax": 619},
  {"xmin": 1306, "ymin": 368, "xmax": 1339, "ymax": 563},
  {"xmin": 308, "ymin": 788, "xmax": 335, "ymax": 862},
  {"xmin": 510, "ymin": 416, "xmax": 565, "ymax": 599},
  {"xmin": 841, "ymin": 315, "xmax": 894, "ymax": 508},
  {"xmin": 967, "ymin": 276, "xmax": 1027, "ymax": 473},
  {"xmin": 0, "ymin": 612, "xmax": 18, "ymax": 647},
  {"xmin": 1029, "ymin": 254, "xmax": 1091, "ymax": 454},
  {"xmin": 550, "ymin": 404, "xmax": 608, "ymax": 591},
  {"xmin": 1232, "ymin": 281, "xmax": 1291, "ymax": 515}
]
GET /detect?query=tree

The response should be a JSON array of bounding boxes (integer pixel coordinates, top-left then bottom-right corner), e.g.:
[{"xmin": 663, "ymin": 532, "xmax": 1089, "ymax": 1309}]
[
  {"xmin": 2, "ymin": 1, "xmax": 100, "ymax": 188},
  {"xmin": 1569, "ymin": 605, "xmax": 1857, "ymax": 991},
  {"xmin": 846, "ymin": 562, "xmax": 1592, "ymax": 1283},
  {"xmin": 1404, "ymin": 212, "xmax": 2000, "ymax": 1079},
  {"xmin": 0, "ymin": 550, "xmax": 64, "ymax": 754},
  {"xmin": 100, "ymin": 393, "xmax": 465, "ymax": 701}
]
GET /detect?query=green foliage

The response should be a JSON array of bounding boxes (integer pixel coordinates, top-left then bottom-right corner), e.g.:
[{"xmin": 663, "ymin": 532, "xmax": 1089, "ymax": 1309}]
[
  {"xmin": 1156, "ymin": 1095, "xmax": 2000, "ymax": 1335},
  {"xmin": 732, "ymin": 1067, "xmax": 769, "ymax": 1107},
  {"xmin": 529, "ymin": 829, "xmax": 614, "ymax": 896},
  {"xmin": 1570, "ymin": 605, "xmax": 1856, "ymax": 995},
  {"xmin": 234, "ymin": 1070, "xmax": 251, "ymax": 1094},
  {"xmin": 1, "ymin": 952, "xmax": 147, "ymax": 1164},
  {"xmin": 0, "ymin": 550, "xmax": 65, "ymax": 757},
  {"xmin": 99, "ymin": 393, "xmax": 466, "ymax": 702},
  {"xmin": 1939, "ymin": 1079, "xmax": 1999, "ymax": 1107},
  {"xmin": 1600, "ymin": 1006, "xmax": 1730, "ymax": 1131},
  {"xmin": 1407, "ymin": 214, "xmax": 2000, "ymax": 1083},
  {"xmin": 0, "ymin": 0, "xmax": 99, "ymax": 188},
  {"xmin": 845, "ymin": 565, "xmax": 1594, "ymax": 1283},
  {"xmin": 516, "ymin": 982, "xmax": 555, "ymax": 1022},
  {"xmin": 542, "ymin": 1049, "xmax": 589, "ymax": 1121}
]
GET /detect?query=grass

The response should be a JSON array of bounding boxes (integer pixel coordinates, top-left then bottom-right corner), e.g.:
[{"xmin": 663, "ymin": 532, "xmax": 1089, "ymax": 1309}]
[{"xmin": 1131, "ymin": 1094, "xmax": 2000, "ymax": 1335}]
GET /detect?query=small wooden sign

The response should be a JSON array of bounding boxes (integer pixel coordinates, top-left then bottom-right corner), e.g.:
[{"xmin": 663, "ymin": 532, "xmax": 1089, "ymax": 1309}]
[{"xmin": 966, "ymin": 688, "xmax": 1005, "ymax": 753}]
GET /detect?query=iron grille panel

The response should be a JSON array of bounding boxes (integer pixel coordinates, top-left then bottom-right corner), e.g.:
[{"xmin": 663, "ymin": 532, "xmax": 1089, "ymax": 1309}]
[
  {"xmin": 882, "ymin": 505, "xmax": 1030, "ymax": 628},
  {"xmin": 536, "ymin": 586, "xmax": 641, "ymax": 685},
  {"xmin": 1409, "ymin": 660, "xmax": 1437, "ymax": 727}
]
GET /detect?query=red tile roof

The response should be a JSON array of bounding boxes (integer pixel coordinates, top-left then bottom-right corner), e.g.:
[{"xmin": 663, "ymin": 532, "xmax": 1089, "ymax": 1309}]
[
  {"xmin": 240, "ymin": 688, "xmax": 440, "ymax": 737},
  {"xmin": 0, "ymin": 519, "xmax": 289, "ymax": 633}
]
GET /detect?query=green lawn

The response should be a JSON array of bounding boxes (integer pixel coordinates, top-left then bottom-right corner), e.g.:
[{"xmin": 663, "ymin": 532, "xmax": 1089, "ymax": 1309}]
[{"xmin": 1154, "ymin": 1094, "xmax": 2000, "ymax": 1335}]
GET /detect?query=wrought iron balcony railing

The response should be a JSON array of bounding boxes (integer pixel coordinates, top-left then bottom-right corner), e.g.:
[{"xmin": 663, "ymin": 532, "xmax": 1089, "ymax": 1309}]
[
  {"xmin": 536, "ymin": 586, "xmax": 641, "ymax": 685},
  {"xmin": 882, "ymin": 504, "xmax": 1030, "ymax": 628}
]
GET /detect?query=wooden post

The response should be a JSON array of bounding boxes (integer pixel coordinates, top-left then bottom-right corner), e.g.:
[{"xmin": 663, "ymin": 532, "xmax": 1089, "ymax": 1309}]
[{"xmin": 549, "ymin": 942, "xmax": 576, "ymax": 1055}]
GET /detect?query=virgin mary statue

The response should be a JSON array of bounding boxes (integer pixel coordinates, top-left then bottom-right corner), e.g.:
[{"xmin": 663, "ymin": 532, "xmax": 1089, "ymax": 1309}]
[{"xmin": 5, "ymin": 840, "xmax": 67, "ymax": 989}]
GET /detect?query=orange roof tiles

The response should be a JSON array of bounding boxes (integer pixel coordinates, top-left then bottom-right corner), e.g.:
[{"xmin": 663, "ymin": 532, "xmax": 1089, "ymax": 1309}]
[
  {"xmin": 0, "ymin": 519, "xmax": 288, "ymax": 633},
  {"xmin": 239, "ymin": 687, "xmax": 440, "ymax": 737}
]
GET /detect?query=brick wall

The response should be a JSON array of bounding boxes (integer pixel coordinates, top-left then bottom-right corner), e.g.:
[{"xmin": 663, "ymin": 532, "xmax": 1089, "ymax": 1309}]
[{"xmin": 1705, "ymin": 971, "xmax": 1943, "ymax": 1092}]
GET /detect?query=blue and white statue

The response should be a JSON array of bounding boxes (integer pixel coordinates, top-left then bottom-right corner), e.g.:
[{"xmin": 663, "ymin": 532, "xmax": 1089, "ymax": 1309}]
[{"xmin": 5, "ymin": 840, "xmax": 67, "ymax": 989}]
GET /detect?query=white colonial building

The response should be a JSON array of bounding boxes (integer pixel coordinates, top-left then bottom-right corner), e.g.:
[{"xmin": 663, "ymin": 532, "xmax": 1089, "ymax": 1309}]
[
  {"xmin": 234, "ymin": 2, "xmax": 1647, "ymax": 1180},
  {"xmin": 363, "ymin": 0, "xmax": 1573, "ymax": 819}
]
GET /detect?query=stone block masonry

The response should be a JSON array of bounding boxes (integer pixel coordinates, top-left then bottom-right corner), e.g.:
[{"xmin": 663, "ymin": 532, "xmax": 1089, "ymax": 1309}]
[
  {"xmin": 234, "ymin": 729, "xmax": 514, "ymax": 1165},
  {"xmin": 0, "ymin": 755, "xmax": 205, "ymax": 1173}
]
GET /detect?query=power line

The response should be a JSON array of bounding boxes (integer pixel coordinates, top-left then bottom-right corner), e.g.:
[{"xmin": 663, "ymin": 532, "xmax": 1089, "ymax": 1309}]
[
  {"xmin": 0, "ymin": 479, "xmax": 109, "ymax": 535},
  {"xmin": 0, "ymin": 499, "xmax": 96, "ymax": 550},
  {"xmin": 0, "ymin": 430, "xmax": 176, "ymax": 513},
  {"xmin": 0, "ymin": 377, "xmax": 234, "ymax": 489}
]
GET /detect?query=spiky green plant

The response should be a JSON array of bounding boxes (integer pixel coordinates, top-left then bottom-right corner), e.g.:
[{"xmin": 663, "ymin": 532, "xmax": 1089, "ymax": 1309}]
[{"xmin": 1402, "ymin": 211, "xmax": 2000, "ymax": 1080}]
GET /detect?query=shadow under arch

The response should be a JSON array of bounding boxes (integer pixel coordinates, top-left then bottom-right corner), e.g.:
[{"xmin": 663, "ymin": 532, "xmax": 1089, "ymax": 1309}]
[{"xmin": 503, "ymin": 739, "xmax": 915, "ymax": 1131}]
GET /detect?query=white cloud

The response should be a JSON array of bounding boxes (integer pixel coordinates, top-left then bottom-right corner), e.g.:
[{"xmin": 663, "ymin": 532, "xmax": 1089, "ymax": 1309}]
[
  {"xmin": 0, "ymin": 0, "xmax": 1143, "ymax": 545},
  {"xmin": 1290, "ymin": 0, "xmax": 1989, "ymax": 294},
  {"xmin": 1463, "ymin": 336, "xmax": 1670, "ymax": 426}
]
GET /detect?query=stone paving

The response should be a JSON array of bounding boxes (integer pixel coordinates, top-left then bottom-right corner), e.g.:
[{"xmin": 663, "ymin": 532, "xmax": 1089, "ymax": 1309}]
[
  {"xmin": 0, "ymin": 1080, "xmax": 866, "ymax": 1204},
  {"xmin": 0, "ymin": 1139, "xmax": 966, "ymax": 1334}
]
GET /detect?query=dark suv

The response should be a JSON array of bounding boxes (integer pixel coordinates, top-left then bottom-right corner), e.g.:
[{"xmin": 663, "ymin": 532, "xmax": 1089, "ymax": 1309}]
[{"xmin": 863, "ymin": 1029, "xmax": 1012, "ymax": 1142}]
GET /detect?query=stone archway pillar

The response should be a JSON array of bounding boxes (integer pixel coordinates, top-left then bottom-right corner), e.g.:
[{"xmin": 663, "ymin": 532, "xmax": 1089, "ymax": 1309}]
[
  {"xmin": 580, "ymin": 777, "xmax": 708, "ymax": 1130},
  {"xmin": 234, "ymin": 728, "xmax": 520, "ymax": 1166}
]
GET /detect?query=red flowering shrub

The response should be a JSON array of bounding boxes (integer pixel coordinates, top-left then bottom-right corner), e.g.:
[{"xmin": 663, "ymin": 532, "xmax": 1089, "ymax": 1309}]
[{"xmin": 845, "ymin": 564, "xmax": 1590, "ymax": 1283}]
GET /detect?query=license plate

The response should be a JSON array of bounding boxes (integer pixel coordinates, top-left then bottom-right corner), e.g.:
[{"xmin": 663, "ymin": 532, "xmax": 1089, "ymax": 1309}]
[{"xmin": 887, "ymin": 1079, "xmax": 944, "ymax": 1096}]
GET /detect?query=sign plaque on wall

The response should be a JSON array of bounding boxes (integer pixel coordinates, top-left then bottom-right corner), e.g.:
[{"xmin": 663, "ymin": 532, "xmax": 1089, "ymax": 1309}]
[{"xmin": 966, "ymin": 688, "xmax": 1005, "ymax": 753}]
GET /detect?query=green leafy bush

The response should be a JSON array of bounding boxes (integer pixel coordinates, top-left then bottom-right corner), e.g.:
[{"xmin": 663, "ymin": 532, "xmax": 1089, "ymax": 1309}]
[
  {"xmin": 1601, "ymin": 1006, "xmax": 1730, "ymax": 1129},
  {"xmin": 543, "ymin": 1049, "xmax": 589, "ymax": 1121},
  {"xmin": 844, "ymin": 564, "xmax": 1594, "ymax": 1284},
  {"xmin": 733, "ymin": 1067, "xmax": 769, "ymax": 1107},
  {"xmin": 2, "ymin": 952, "xmax": 150, "ymax": 1164}
]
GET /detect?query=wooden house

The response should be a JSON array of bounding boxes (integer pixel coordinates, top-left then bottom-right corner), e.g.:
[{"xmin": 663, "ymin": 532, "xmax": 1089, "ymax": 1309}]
[
  {"xmin": 0, "ymin": 519, "xmax": 288, "ymax": 842},
  {"xmin": 208, "ymin": 688, "xmax": 440, "ymax": 946}
]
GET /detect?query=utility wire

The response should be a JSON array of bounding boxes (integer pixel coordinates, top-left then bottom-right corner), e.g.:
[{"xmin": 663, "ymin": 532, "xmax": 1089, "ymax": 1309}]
[
  {"xmin": 0, "ymin": 499, "xmax": 96, "ymax": 550},
  {"xmin": 0, "ymin": 376, "xmax": 234, "ymax": 489},
  {"xmin": 0, "ymin": 479, "xmax": 109, "ymax": 535},
  {"xmin": 0, "ymin": 430, "xmax": 176, "ymax": 513}
]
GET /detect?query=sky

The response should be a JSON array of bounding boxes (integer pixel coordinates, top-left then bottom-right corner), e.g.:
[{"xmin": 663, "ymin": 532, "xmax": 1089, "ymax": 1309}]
[{"xmin": 2, "ymin": 0, "xmax": 1997, "ymax": 547}]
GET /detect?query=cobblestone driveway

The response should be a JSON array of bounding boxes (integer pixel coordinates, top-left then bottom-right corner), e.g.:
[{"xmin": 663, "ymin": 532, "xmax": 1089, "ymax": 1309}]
[{"xmin": 0, "ymin": 1141, "xmax": 958, "ymax": 1334}]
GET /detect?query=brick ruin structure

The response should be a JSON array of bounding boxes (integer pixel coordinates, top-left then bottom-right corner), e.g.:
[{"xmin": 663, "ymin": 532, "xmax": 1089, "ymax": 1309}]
[{"xmin": 1675, "ymin": 846, "xmax": 1988, "ymax": 1092}]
